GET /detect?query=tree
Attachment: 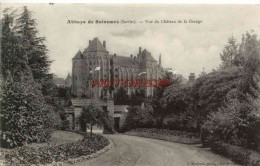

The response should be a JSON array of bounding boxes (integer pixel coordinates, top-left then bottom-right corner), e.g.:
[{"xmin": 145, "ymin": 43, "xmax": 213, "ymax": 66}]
[
  {"xmin": 200, "ymin": 31, "xmax": 260, "ymax": 147},
  {"xmin": 0, "ymin": 8, "xmax": 53, "ymax": 148},
  {"xmin": 152, "ymin": 70, "xmax": 182, "ymax": 127},
  {"xmin": 199, "ymin": 68, "xmax": 207, "ymax": 77},
  {"xmin": 114, "ymin": 87, "xmax": 130, "ymax": 105},
  {"xmin": 129, "ymin": 88, "xmax": 145, "ymax": 105},
  {"xmin": 1, "ymin": 10, "xmax": 27, "ymax": 80},
  {"xmin": 239, "ymin": 31, "xmax": 260, "ymax": 98},
  {"xmin": 78, "ymin": 104, "xmax": 115, "ymax": 136},
  {"xmin": 220, "ymin": 36, "xmax": 240, "ymax": 69},
  {"xmin": 123, "ymin": 104, "xmax": 154, "ymax": 131},
  {"xmin": 15, "ymin": 6, "xmax": 51, "ymax": 85},
  {"xmin": 1, "ymin": 68, "xmax": 53, "ymax": 148}
]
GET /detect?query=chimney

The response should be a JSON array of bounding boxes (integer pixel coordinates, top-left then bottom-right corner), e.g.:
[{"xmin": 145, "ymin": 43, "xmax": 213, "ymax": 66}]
[
  {"xmin": 130, "ymin": 54, "xmax": 133, "ymax": 58},
  {"xmin": 103, "ymin": 40, "xmax": 106, "ymax": 48},
  {"xmin": 114, "ymin": 53, "xmax": 116, "ymax": 57},
  {"xmin": 139, "ymin": 47, "xmax": 142, "ymax": 54},
  {"xmin": 189, "ymin": 73, "xmax": 195, "ymax": 82},
  {"xmin": 134, "ymin": 56, "xmax": 136, "ymax": 64},
  {"xmin": 89, "ymin": 40, "xmax": 91, "ymax": 46}
]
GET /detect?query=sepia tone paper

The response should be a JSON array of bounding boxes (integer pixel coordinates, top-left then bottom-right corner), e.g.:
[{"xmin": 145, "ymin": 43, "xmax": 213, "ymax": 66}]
[{"xmin": 0, "ymin": 3, "xmax": 260, "ymax": 166}]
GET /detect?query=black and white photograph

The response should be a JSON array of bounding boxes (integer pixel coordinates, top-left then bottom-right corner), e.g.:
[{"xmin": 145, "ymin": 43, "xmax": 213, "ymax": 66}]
[{"xmin": 0, "ymin": 3, "xmax": 260, "ymax": 166}]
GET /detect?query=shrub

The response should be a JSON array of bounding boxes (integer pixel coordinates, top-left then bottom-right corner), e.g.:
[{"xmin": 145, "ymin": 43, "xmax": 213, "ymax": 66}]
[
  {"xmin": 210, "ymin": 141, "xmax": 260, "ymax": 166},
  {"xmin": 2, "ymin": 133, "xmax": 109, "ymax": 165},
  {"xmin": 202, "ymin": 97, "xmax": 260, "ymax": 150},
  {"xmin": 122, "ymin": 105, "xmax": 155, "ymax": 131},
  {"xmin": 61, "ymin": 119, "xmax": 71, "ymax": 130},
  {"xmin": 0, "ymin": 73, "xmax": 53, "ymax": 148}
]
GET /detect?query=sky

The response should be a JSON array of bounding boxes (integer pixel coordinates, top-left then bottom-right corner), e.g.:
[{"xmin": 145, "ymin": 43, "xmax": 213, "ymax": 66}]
[{"xmin": 2, "ymin": 4, "xmax": 260, "ymax": 79}]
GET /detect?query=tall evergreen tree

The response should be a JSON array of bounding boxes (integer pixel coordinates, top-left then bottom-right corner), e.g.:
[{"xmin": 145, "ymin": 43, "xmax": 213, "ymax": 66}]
[
  {"xmin": 15, "ymin": 6, "xmax": 52, "ymax": 90},
  {"xmin": 14, "ymin": 7, "xmax": 59, "ymax": 117},
  {"xmin": 0, "ymin": 9, "xmax": 53, "ymax": 148}
]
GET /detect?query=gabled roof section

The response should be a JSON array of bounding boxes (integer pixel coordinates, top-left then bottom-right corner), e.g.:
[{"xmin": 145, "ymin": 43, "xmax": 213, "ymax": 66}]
[
  {"xmin": 142, "ymin": 49, "xmax": 157, "ymax": 62},
  {"xmin": 112, "ymin": 55, "xmax": 138, "ymax": 68},
  {"xmin": 86, "ymin": 37, "xmax": 108, "ymax": 53},
  {"xmin": 73, "ymin": 50, "xmax": 83, "ymax": 59}
]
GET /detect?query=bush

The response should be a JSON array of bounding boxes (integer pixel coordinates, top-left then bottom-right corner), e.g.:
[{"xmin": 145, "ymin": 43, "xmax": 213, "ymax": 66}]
[
  {"xmin": 202, "ymin": 97, "xmax": 260, "ymax": 150},
  {"xmin": 1, "ymin": 132, "xmax": 109, "ymax": 165},
  {"xmin": 0, "ymin": 73, "xmax": 53, "ymax": 148},
  {"xmin": 129, "ymin": 128, "xmax": 199, "ymax": 139},
  {"xmin": 211, "ymin": 141, "xmax": 260, "ymax": 166},
  {"xmin": 61, "ymin": 119, "xmax": 71, "ymax": 130},
  {"xmin": 162, "ymin": 112, "xmax": 198, "ymax": 132},
  {"xmin": 122, "ymin": 105, "xmax": 155, "ymax": 131}
]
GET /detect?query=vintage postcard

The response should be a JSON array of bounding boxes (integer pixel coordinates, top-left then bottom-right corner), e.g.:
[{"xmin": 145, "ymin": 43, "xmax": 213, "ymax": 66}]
[{"xmin": 0, "ymin": 3, "xmax": 260, "ymax": 166}]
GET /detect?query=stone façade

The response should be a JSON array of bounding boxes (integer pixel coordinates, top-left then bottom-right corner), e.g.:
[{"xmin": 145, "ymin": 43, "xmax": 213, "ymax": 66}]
[{"xmin": 71, "ymin": 37, "xmax": 164, "ymax": 99}]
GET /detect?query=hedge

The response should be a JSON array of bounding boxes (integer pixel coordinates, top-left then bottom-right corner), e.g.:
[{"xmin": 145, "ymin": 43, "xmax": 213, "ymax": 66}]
[
  {"xmin": 210, "ymin": 141, "xmax": 260, "ymax": 166},
  {"xmin": 1, "ymin": 132, "xmax": 109, "ymax": 165}
]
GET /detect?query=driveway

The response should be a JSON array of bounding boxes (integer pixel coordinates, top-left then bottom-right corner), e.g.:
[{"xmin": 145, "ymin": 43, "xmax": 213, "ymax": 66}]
[{"xmin": 64, "ymin": 134, "xmax": 238, "ymax": 166}]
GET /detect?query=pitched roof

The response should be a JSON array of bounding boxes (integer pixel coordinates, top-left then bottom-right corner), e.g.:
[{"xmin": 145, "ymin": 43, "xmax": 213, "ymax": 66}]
[
  {"xmin": 142, "ymin": 49, "xmax": 157, "ymax": 62},
  {"xmin": 71, "ymin": 99, "xmax": 107, "ymax": 107},
  {"xmin": 86, "ymin": 37, "xmax": 108, "ymax": 53},
  {"xmin": 112, "ymin": 55, "xmax": 138, "ymax": 68},
  {"xmin": 73, "ymin": 50, "xmax": 83, "ymax": 59}
]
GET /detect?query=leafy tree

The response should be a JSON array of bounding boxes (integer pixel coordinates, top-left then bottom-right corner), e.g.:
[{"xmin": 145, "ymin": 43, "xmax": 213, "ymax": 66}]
[
  {"xmin": 1, "ymin": 68, "xmax": 53, "ymax": 148},
  {"xmin": 129, "ymin": 88, "xmax": 145, "ymax": 105},
  {"xmin": 239, "ymin": 31, "xmax": 260, "ymax": 98},
  {"xmin": 123, "ymin": 104, "xmax": 154, "ymax": 131},
  {"xmin": 114, "ymin": 87, "xmax": 130, "ymax": 105},
  {"xmin": 220, "ymin": 36, "xmax": 240, "ymax": 69},
  {"xmin": 202, "ymin": 97, "xmax": 260, "ymax": 150},
  {"xmin": 78, "ymin": 104, "xmax": 115, "ymax": 136},
  {"xmin": 201, "ymin": 31, "xmax": 260, "ymax": 147},
  {"xmin": 152, "ymin": 70, "xmax": 182, "ymax": 127}
]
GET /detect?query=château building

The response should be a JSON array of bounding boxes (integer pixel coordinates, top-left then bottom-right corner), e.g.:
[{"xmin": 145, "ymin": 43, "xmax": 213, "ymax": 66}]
[{"xmin": 71, "ymin": 37, "xmax": 164, "ymax": 99}]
